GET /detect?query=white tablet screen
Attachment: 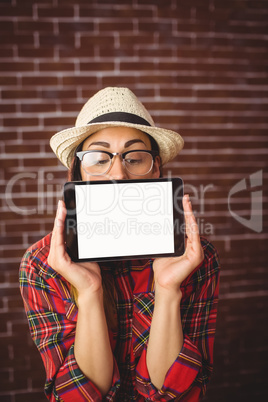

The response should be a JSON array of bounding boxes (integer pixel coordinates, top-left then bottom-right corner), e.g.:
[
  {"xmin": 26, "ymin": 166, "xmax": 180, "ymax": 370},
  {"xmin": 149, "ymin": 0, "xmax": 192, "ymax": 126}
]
[{"xmin": 74, "ymin": 181, "xmax": 174, "ymax": 259}]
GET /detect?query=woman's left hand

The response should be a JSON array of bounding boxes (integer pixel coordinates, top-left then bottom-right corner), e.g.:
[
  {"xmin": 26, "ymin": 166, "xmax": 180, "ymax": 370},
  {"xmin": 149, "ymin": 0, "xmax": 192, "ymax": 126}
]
[{"xmin": 153, "ymin": 194, "xmax": 204, "ymax": 295}]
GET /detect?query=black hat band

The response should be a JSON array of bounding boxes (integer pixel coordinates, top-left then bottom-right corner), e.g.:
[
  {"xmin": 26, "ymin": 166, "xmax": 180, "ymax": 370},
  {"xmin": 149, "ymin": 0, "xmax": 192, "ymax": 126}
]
[{"xmin": 88, "ymin": 112, "xmax": 151, "ymax": 127}]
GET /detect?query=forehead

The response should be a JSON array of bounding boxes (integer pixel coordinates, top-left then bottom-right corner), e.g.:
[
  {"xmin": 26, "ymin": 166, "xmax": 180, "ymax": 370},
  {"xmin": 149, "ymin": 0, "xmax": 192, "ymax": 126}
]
[{"xmin": 82, "ymin": 126, "xmax": 151, "ymax": 149}]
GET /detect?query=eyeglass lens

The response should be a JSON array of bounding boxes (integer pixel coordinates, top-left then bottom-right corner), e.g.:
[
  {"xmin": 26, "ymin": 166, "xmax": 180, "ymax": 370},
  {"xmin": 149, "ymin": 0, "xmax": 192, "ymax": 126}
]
[{"xmin": 81, "ymin": 151, "xmax": 154, "ymax": 176}]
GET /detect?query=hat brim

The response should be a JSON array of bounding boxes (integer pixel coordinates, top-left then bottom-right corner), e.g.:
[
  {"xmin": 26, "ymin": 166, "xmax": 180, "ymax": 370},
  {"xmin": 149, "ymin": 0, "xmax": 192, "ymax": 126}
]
[{"xmin": 50, "ymin": 121, "xmax": 184, "ymax": 169}]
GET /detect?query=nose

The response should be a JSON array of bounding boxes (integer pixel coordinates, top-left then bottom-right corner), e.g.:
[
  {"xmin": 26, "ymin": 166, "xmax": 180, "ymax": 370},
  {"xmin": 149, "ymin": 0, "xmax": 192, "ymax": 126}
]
[{"xmin": 108, "ymin": 155, "xmax": 128, "ymax": 180}]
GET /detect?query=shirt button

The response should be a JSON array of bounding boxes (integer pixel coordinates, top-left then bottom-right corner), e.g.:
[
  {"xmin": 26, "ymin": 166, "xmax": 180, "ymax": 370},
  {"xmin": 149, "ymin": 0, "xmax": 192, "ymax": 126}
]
[
  {"xmin": 126, "ymin": 354, "xmax": 130, "ymax": 362},
  {"xmin": 128, "ymin": 311, "xmax": 132, "ymax": 319}
]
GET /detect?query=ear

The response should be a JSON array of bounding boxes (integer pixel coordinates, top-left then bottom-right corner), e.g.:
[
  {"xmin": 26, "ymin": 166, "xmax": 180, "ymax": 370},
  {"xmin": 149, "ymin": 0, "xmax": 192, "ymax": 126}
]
[{"xmin": 152, "ymin": 155, "xmax": 161, "ymax": 178}]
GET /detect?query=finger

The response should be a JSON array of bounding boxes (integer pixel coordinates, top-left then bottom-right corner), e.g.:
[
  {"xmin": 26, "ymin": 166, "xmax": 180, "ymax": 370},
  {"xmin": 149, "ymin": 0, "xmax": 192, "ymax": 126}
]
[
  {"xmin": 183, "ymin": 195, "xmax": 200, "ymax": 242},
  {"xmin": 182, "ymin": 196, "xmax": 204, "ymax": 266},
  {"xmin": 51, "ymin": 200, "xmax": 67, "ymax": 250}
]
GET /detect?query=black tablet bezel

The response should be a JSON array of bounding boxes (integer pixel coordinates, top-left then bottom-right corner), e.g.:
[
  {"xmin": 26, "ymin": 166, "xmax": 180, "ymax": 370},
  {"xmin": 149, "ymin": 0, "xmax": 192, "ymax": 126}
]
[{"xmin": 64, "ymin": 177, "xmax": 184, "ymax": 262}]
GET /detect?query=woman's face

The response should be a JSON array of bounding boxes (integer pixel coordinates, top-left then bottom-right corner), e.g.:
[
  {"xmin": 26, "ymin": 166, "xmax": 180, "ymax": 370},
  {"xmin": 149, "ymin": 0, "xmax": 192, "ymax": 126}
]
[{"xmin": 80, "ymin": 126, "xmax": 160, "ymax": 181}]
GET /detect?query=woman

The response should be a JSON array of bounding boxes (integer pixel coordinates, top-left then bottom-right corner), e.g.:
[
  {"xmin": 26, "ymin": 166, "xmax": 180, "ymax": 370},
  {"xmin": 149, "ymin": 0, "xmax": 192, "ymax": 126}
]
[{"xmin": 20, "ymin": 87, "xmax": 220, "ymax": 401}]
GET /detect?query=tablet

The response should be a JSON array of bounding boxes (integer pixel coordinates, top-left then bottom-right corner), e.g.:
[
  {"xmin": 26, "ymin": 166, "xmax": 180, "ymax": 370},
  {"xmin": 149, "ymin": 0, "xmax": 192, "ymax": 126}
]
[{"xmin": 64, "ymin": 178, "xmax": 184, "ymax": 262}]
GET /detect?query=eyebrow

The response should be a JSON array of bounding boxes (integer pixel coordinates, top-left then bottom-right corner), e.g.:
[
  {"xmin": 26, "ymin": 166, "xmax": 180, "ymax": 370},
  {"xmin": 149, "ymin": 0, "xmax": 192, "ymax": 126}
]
[
  {"xmin": 87, "ymin": 141, "xmax": 110, "ymax": 148},
  {"xmin": 87, "ymin": 139, "xmax": 146, "ymax": 149}
]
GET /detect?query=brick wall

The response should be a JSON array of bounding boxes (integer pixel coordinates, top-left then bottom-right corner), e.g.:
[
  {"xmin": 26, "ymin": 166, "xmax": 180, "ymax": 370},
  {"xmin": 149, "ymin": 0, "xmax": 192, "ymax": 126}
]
[{"xmin": 0, "ymin": 0, "xmax": 267, "ymax": 400}]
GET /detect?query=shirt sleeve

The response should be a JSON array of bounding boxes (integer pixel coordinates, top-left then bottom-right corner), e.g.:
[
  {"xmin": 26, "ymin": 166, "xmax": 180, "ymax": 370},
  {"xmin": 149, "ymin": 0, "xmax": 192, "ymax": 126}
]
[
  {"xmin": 135, "ymin": 238, "xmax": 220, "ymax": 401},
  {"xmin": 19, "ymin": 248, "xmax": 120, "ymax": 401}
]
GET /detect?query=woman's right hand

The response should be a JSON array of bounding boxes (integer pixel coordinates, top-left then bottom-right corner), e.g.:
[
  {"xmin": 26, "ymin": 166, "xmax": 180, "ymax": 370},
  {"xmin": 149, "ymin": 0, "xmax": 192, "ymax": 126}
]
[
  {"xmin": 48, "ymin": 201, "xmax": 114, "ymax": 395},
  {"xmin": 47, "ymin": 200, "xmax": 102, "ymax": 303}
]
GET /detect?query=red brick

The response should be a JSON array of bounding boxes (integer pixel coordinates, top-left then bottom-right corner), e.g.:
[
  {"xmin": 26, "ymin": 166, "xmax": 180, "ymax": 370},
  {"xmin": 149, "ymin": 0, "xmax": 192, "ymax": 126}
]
[
  {"xmin": 224, "ymin": 23, "xmax": 267, "ymax": 35},
  {"xmin": 5, "ymin": 143, "xmax": 40, "ymax": 154},
  {"xmin": 58, "ymin": 0, "xmax": 96, "ymax": 3},
  {"xmin": 3, "ymin": 195, "xmax": 39, "ymax": 212},
  {"xmin": 17, "ymin": 20, "xmax": 54, "ymax": 32},
  {"xmin": 11, "ymin": 369, "xmax": 32, "ymax": 391},
  {"xmin": 80, "ymin": 61, "xmax": 115, "ymax": 71},
  {"xmin": 20, "ymin": 130, "xmax": 54, "ymax": 142},
  {"xmin": 119, "ymin": 34, "xmax": 156, "ymax": 46},
  {"xmin": 60, "ymin": 101, "xmax": 85, "ymax": 112},
  {"xmin": 99, "ymin": 21, "xmax": 134, "ymax": 31},
  {"xmin": 78, "ymin": 6, "xmax": 117, "ymax": 18},
  {"xmin": 80, "ymin": 34, "xmax": 116, "ymax": 47},
  {"xmin": 0, "ymin": 48, "xmax": 14, "ymax": 57},
  {"xmin": 22, "ymin": 0, "xmax": 53, "ymax": 3},
  {"xmin": 1, "ymin": 248, "xmax": 30, "ymax": 259},
  {"xmin": 0, "ymin": 20, "xmax": 14, "ymax": 31},
  {"xmin": 120, "ymin": 61, "xmax": 155, "ymax": 71},
  {"xmin": 0, "ymin": 338, "xmax": 9, "ymax": 364},
  {"xmin": 44, "ymin": 220, "xmax": 55, "ymax": 232},
  {"xmin": 138, "ymin": 21, "xmax": 173, "ymax": 32},
  {"xmin": 0, "ymin": 159, "xmax": 20, "ymax": 173},
  {"xmin": 0, "ymin": 104, "xmax": 17, "ymax": 114},
  {"xmin": 58, "ymin": 21, "xmax": 94, "ymax": 33},
  {"xmin": 158, "ymin": 35, "xmax": 192, "ymax": 46},
  {"xmin": 233, "ymin": 10, "xmax": 268, "ymax": 22},
  {"xmin": 195, "ymin": 36, "xmax": 229, "ymax": 47},
  {"xmin": 23, "ymin": 157, "xmax": 58, "ymax": 168},
  {"xmin": 196, "ymin": 89, "xmax": 268, "ymax": 98},
  {"xmin": 0, "ymin": 370, "xmax": 11, "ymax": 393},
  {"xmin": 117, "ymin": 7, "xmax": 154, "ymax": 19},
  {"xmin": 133, "ymin": 88, "xmax": 156, "ymax": 98},
  {"xmin": 18, "ymin": 47, "xmax": 54, "ymax": 58},
  {"xmin": 59, "ymin": 47, "xmax": 95, "ymax": 58},
  {"xmin": 0, "ymin": 76, "xmax": 17, "ymax": 86},
  {"xmin": 0, "ymin": 33, "xmax": 34, "ymax": 46},
  {"xmin": 39, "ymin": 34, "xmax": 75, "ymax": 47},
  {"xmin": 37, "ymin": 6, "xmax": 74, "ymax": 18},
  {"xmin": 43, "ymin": 116, "xmax": 75, "ymax": 127},
  {"xmin": 3, "ymin": 117, "xmax": 39, "ymax": 127},
  {"xmin": 2, "ymin": 90, "xmax": 37, "ymax": 100},
  {"xmin": 41, "ymin": 89, "xmax": 77, "ymax": 100},
  {"xmin": 101, "ymin": 76, "xmax": 137, "ymax": 88},
  {"xmin": 137, "ymin": 48, "xmax": 173, "ymax": 58},
  {"xmin": 159, "ymin": 87, "xmax": 193, "ymax": 97},
  {"xmin": 61, "ymin": 75, "xmax": 97, "ymax": 86},
  {"xmin": 20, "ymin": 102, "xmax": 58, "ymax": 113},
  {"xmin": 79, "ymin": 6, "xmax": 153, "ymax": 18},
  {"xmin": 0, "ymin": 235, "xmax": 23, "ymax": 246},
  {"xmin": 0, "ymin": 62, "xmax": 35, "ymax": 72},
  {"xmin": 0, "ymin": 5, "xmax": 33, "ymax": 17},
  {"xmin": 247, "ymin": 77, "xmax": 268, "ymax": 85},
  {"xmin": 137, "ymin": 0, "xmax": 172, "ymax": 6},
  {"xmin": 157, "ymin": 6, "xmax": 191, "ymax": 19},
  {"xmin": 233, "ymin": 36, "xmax": 268, "ymax": 47},
  {"xmin": 15, "ymin": 392, "xmax": 47, "ymax": 402},
  {"xmin": 98, "ymin": 47, "xmax": 137, "ymax": 58},
  {"xmin": 39, "ymin": 62, "xmax": 75, "ymax": 72}
]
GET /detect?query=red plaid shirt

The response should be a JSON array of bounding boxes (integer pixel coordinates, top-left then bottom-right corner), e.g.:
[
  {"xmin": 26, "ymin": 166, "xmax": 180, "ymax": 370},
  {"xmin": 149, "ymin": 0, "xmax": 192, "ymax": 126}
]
[{"xmin": 19, "ymin": 233, "xmax": 220, "ymax": 401}]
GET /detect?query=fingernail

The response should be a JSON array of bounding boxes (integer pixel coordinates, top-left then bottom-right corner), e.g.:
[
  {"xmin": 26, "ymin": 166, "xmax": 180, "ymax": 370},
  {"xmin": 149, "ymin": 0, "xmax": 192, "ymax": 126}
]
[{"xmin": 185, "ymin": 194, "xmax": 191, "ymax": 205}]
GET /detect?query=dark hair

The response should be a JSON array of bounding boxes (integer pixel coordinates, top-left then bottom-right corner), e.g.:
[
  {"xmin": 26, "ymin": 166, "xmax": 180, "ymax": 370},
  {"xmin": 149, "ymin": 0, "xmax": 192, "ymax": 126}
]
[
  {"xmin": 67, "ymin": 132, "xmax": 162, "ymax": 181},
  {"xmin": 67, "ymin": 141, "xmax": 83, "ymax": 182}
]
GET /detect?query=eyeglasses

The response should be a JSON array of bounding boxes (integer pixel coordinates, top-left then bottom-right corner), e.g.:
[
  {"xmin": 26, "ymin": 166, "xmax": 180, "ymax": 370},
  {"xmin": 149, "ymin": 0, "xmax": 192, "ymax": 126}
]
[{"xmin": 76, "ymin": 149, "xmax": 159, "ymax": 176}]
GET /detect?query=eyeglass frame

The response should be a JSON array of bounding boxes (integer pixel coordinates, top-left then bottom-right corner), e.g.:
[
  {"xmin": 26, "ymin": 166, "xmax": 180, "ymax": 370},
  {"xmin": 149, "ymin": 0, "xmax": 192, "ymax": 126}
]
[{"xmin": 76, "ymin": 149, "xmax": 159, "ymax": 176}]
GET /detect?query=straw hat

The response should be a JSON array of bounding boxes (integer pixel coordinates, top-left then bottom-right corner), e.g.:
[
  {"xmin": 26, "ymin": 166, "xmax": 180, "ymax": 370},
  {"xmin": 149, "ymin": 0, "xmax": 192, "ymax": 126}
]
[{"xmin": 50, "ymin": 87, "xmax": 184, "ymax": 168}]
